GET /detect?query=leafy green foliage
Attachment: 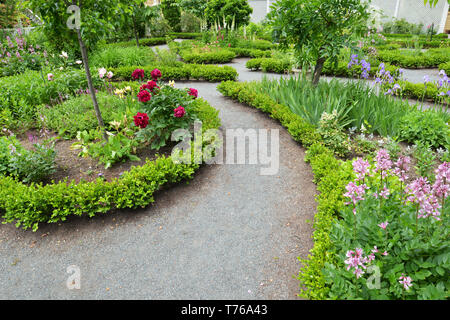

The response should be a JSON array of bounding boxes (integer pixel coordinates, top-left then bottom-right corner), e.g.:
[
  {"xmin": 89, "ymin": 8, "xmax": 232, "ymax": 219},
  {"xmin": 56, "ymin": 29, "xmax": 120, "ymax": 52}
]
[
  {"xmin": 90, "ymin": 46, "xmax": 156, "ymax": 68},
  {"xmin": 38, "ymin": 92, "xmax": 138, "ymax": 139},
  {"xmin": 0, "ymin": 135, "xmax": 56, "ymax": 183},
  {"xmin": 137, "ymin": 86, "xmax": 197, "ymax": 150},
  {"xmin": 268, "ymin": 0, "xmax": 370, "ymax": 82},
  {"xmin": 180, "ymin": 46, "xmax": 236, "ymax": 64},
  {"xmin": 161, "ymin": 0, "xmax": 182, "ymax": 32},
  {"xmin": 399, "ymin": 110, "xmax": 450, "ymax": 149},
  {"xmin": 323, "ymin": 158, "xmax": 449, "ymax": 300}
]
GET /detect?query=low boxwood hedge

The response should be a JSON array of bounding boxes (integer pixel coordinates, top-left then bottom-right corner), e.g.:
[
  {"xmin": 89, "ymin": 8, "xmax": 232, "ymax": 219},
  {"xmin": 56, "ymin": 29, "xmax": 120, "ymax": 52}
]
[
  {"xmin": 111, "ymin": 64, "xmax": 238, "ymax": 82},
  {"xmin": 0, "ymin": 98, "xmax": 221, "ymax": 231},
  {"xmin": 245, "ymin": 58, "xmax": 293, "ymax": 74},
  {"xmin": 107, "ymin": 37, "xmax": 168, "ymax": 48},
  {"xmin": 376, "ymin": 49, "xmax": 450, "ymax": 68},
  {"xmin": 179, "ymin": 49, "xmax": 236, "ymax": 64},
  {"xmin": 217, "ymin": 80, "xmax": 351, "ymax": 300}
]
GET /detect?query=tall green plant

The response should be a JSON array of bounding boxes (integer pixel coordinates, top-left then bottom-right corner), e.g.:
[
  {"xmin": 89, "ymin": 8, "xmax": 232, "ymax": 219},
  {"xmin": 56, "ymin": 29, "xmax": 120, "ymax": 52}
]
[{"xmin": 268, "ymin": 0, "xmax": 371, "ymax": 85}]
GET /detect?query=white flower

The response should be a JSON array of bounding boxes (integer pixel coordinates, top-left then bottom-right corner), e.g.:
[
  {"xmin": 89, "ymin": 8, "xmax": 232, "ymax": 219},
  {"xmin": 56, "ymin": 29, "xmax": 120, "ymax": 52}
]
[
  {"xmin": 59, "ymin": 51, "xmax": 68, "ymax": 59},
  {"xmin": 59, "ymin": 67, "xmax": 64, "ymax": 71},
  {"xmin": 98, "ymin": 67, "xmax": 107, "ymax": 79},
  {"xmin": 75, "ymin": 60, "xmax": 82, "ymax": 65},
  {"xmin": 106, "ymin": 71, "xmax": 113, "ymax": 79}
]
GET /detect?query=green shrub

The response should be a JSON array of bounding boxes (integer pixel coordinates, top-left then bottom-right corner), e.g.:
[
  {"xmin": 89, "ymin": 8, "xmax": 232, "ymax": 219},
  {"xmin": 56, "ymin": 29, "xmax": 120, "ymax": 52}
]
[
  {"xmin": 229, "ymin": 47, "xmax": 271, "ymax": 58},
  {"xmin": 0, "ymin": 135, "xmax": 56, "ymax": 183},
  {"xmin": 180, "ymin": 48, "xmax": 236, "ymax": 64},
  {"xmin": 439, "ymin": 61, "xmax": 450, "ymax": 74},
  {"xmin": 376, "ymin": 48, "xmax": 450, "ymax": 68},
  {"xmin": 111, "ymin": 64, "xmax": 238, "ymax": 82},
  {"xmin": 245, "ymin": 58, "xmax": 292, "ymax": 73},
  {"xmin": 398, "ymin": 110, "xmax": 450, "ymax": 149}
]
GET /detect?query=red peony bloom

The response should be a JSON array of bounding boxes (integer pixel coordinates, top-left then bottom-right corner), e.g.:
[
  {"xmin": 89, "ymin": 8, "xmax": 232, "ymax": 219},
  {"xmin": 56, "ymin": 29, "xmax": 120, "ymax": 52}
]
[
  {"xmin": 188, "ymin": 88, "xmax": 198, "ymax": 99},
  {"xmin": 137, "ymin": 90, "xmax": 151, "ymax": 103},
  {"xmin": 174, "ymin": 106, "xmax": 186, "ymax": 118},
  {"xmin": 151, "ymin": 68, "xmax": 162, "ymax": 81},
  {"xmin": 134, "ymin": 112, "xmax": 149, "ymax": 129},
  {"xmin": 132, "ymin": 68, "xmax": 145, "ymax": 80},
  {"xmin": 140, "ymin": 80, "xmax": 159, "ymax": 92}
]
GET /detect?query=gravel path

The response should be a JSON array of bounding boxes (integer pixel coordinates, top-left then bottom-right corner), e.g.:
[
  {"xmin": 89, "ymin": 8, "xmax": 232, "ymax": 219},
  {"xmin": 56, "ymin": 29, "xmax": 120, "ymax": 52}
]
[{"xmin": 0, "ymin": 57, "xmax": 317, "ymax": 299}]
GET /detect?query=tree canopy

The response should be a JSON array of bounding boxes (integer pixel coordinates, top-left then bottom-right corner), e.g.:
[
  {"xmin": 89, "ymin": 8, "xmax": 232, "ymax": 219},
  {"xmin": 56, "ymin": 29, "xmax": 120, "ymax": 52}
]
[{"xmin": 268, "ymin": 0, "xmax": 371, "ymax": 84}]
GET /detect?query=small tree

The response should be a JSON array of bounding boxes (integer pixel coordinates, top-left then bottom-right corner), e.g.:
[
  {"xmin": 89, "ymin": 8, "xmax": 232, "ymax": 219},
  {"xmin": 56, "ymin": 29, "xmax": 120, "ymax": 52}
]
[
  {"xmin": 205, "ymin": 0, "xmax": 253, "ymax": 28},
  {"xmin": 24, "ymin": 0, "xmax": 121, "ymax": 141},
  {"xmin": 268, "ymin": 0, "xmax": 371, "ymax": 85}
]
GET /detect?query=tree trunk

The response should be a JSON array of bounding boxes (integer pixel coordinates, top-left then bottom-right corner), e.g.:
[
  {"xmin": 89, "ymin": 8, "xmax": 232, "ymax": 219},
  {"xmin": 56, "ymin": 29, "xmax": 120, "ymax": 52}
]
[
  {"xmin": 132, "ymin": 13, "xmax": 140, "ymax": 48},
  {"xmin": 75, "ymin": 28, "xmax": 108, "ymax": 141},
  {"xmin": 312, "ymin": 56, "xmax": 326, "ymax": 86}
]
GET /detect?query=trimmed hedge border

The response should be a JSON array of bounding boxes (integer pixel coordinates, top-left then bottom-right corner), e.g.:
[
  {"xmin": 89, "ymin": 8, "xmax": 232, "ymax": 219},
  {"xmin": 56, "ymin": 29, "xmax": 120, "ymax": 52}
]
[
  {"xmin": 245, "ymin": 58, "xmax": 293, "ymax": 74},
  {"xmin": 168, "ymin": 32, "xmax": 202, "ymax": 40},
  {"xmin": 0, "ymin": 98, "xmax": 221, "ymax": 231},
  {"xmin": 179, "ymin": 49, "xmax": 236, "ymax": 64},
  {"xmin": 217, "ymin": 81, "xmax": 350, "ymax": 299},
  {"xmin": 111, "ymin": 64, "xmax": 238, "ymax": 82},
  {"xmin": 108, "ymin": 37, "xmax": 168, "ymax": 48}
]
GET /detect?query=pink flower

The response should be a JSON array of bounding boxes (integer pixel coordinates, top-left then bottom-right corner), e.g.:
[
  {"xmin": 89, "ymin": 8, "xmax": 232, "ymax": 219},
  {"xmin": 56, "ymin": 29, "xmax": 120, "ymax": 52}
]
[
  {"xmin": 393, "ymin": 156, "xmax": 411, "ymax": 182},
  {"xmin": 406, "ymin": 177, "xmax": 441, "ymax": 220},
  {"xmin": 343, "ymin": 182, "xmax": 368, "ymax": 213},
  {"xmin": 174, "ymin": 106, "xmax": 186, "ymax": 118},
  {"xmin": 344, "ymin": 248, "xmax": 371, "ymax": 279},
  {"xmin": 399, "ymin": 274, "xmax": 413, "ymax": 290},
  {"xmin": 132, "ymin": 68, "xmax": 145, "ymax": 80},
  {"xmin": 432, "ymin": 162, "xmax": 449, "ymax": 199},
  {"xmin": 382, "ymin": 251, "xmax": 388, "ymax": 256},
  {"xmin": 379, "ymin": 187, "xmax": 390, "ymax": 199},
  {"xmin": 151, "ymin": 68, "xmax": 162, "ymax": 81},
  {"xmin": 137, "ymin": 90, "xmax": 151, "ymax": 103},
  {"xmin": 98, "ymin": 67, "xmax": 107, "ymax": 79},
  {"xmin": 378, "ymin": 221, "xmax": 389, "ymax": 230},
  {"xmin": 371, "ymin": 246, "xmax": 379, "ymax": 254},
  {"xmin": 375, "ymin": 149, "xmax": 392, "ymax": 178},
  {"xmin": 106, "ymin": 71, "xmax": 114, "ymax": 79},
  {"xmin": 352, "ymin": 158, "xmax": 370, "ymax": 181},
  {"xmin": 188, "ymin": 88, "xmax": 198, "ymax": 99},
  {"xmin": 47, "ymin": 73, "xmax": 54, "ymax": 81}
]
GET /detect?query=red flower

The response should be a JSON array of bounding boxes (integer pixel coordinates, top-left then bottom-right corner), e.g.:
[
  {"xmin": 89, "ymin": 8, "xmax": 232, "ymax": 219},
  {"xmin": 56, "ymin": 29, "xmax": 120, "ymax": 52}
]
[
  {"xmin": 137, "ymin": 90, "xmax": 151, "ymax": 103},
  {"xmin": 140, "ymin": 80, "xmax": 159, "ymax": 92},
  {"xmin": 188, "ymin": 88, "xmax": 198, "ymax": 99},
  {"xmin": 174, "ymin": 106, "xmax": 186, "ymax": 118},
  {"xmin": 132, "ymin": 68, "xmax": 145, "ymax": 80},
  {"xmin": 134, "ymin": 112, "xmax": 149, "ymax": 129},
  {"xmin": 151, "ymin": 68, "xmax": 162, "ymax": 81}
]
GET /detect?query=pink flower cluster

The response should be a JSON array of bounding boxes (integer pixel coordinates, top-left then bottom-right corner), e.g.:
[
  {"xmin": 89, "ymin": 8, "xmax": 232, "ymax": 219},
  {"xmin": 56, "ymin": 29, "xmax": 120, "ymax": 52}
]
[
  {"xmin": 398, "ymin": 274, "xmax": 413, "ymax": 290},
  {"xmin": 344, "ymin": 182, "xmax": 368, "ymax": 214},
  {"xmin": 344, "ymin": 248, "xmax": 372, "ymax": 278},
  {"xmin": 406, "ymin": 177, "xmax": 441, "ymax": 220},
  {"xmin": 393, "ymin": 156, "xmax": 411, "ymax": 182},
  {"xmin": 432, "ymin": 162, "xmax": 449, "ymax": 199},
  {"xmin": 352, "ymin": 158, "xmax": 370, "ymax": 182},
  {"xmin": 375, "ymin": 149, "xmax": 392, "ymax": 179}
]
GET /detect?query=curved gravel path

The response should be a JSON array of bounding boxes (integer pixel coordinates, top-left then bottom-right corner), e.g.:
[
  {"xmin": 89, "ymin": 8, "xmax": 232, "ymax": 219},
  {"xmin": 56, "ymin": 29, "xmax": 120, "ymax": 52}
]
[{"xmin": 0, "ymin": 57, "xmax": 317, "ymax": 299}]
